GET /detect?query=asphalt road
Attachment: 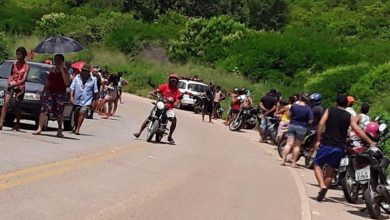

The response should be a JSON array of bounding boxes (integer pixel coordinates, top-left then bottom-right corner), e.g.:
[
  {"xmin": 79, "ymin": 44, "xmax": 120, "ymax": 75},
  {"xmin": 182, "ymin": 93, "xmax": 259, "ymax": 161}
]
[{"xmin": 0, "ymin": 93, "xmax": 378, "ymax": 220}]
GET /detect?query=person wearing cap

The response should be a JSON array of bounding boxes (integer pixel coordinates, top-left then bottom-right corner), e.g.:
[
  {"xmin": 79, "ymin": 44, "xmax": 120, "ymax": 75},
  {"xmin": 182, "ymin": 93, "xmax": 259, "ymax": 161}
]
[
  {"xmin": 258, "ymin": 89, "xmax": 278, "ymax": 143},
  {"xmin": 345, "ymin": 95, "xmax": 357, "ymax": 117},
  {"xmin": 69, "ymin": 65, "xmax": 98, "ymax": 135},
  {"xmin": 133, "ymin": 74, "xmax": 181, "ymax": 144},
  {"xmin": 281, "ymin": 93, "xmax": 314, "ymax": 167}
]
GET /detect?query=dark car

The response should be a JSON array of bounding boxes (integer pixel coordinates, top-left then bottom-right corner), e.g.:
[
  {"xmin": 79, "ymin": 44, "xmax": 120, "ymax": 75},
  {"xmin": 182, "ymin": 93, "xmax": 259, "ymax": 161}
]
[{"xmin": 0, "ymin": 60, "xmax": 74, "ymax": 130}]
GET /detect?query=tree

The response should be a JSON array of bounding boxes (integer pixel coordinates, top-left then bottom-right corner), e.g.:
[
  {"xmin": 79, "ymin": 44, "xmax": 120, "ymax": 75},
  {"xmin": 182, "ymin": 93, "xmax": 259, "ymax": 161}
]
[{"xmin": 247, "ymin": 0, "xmax": 289, "ymax": 31}]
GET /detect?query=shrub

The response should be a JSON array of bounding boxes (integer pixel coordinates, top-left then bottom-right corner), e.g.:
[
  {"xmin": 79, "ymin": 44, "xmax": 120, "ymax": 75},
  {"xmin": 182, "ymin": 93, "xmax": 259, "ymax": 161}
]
[
  {"xmin": 219, "ymin": 27, "xmax": 362, "ymax": 81},
  {"xmin": 0, "ymin": 32, "xmax": 9, "ymax": 62},
  {"xmin": 304, "ymin": 63, "xmax": 371, "ymax": 106},
  {"xmin": 108, "ymin": 20, "xmax": 182, "ymax": 54},
  {"xmin": 0, "ymin": 3, "xmax": 46, "ymax": 34},
  {"xmin": 350, "ymin": 63, "xmax": 390, "ymax": 103},
  {"xmin": 168, "ymin": 16, "xmax": 248, "ymax": 62}
]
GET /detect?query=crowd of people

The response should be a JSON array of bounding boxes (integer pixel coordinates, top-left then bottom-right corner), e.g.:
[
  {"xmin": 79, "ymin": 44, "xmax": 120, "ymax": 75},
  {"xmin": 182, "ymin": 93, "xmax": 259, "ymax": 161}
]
[
  {"xmin": 0, "ymin": 47, "xmax": 127, "ymax": 136},
  {"xmin": 1, "ymin": 47, "xmax": 386, "ymax": 212}
]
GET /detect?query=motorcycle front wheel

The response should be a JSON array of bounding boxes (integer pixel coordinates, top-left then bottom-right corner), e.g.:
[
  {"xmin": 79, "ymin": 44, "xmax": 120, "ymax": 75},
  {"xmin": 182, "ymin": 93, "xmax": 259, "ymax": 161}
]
[
  {"xmin": 146, "ymin": 120, "xmax": 159, "ymax": 142},
  {"xmin": 364, "ymin": 183, "xmax": 381, "ymax": 219},
  {"xmin": 340, "ymin": 167, "xmax": 359, "ymax": 204},
  {"xmin": 229, "ymin": 117, "xmax": 242, "ymax": 131}
]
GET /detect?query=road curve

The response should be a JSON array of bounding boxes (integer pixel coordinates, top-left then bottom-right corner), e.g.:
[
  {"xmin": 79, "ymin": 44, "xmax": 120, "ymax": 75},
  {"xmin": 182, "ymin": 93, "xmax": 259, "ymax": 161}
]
[{"xmin": 0, "ymin": 93, "xmax": 303, "ymax": 220}]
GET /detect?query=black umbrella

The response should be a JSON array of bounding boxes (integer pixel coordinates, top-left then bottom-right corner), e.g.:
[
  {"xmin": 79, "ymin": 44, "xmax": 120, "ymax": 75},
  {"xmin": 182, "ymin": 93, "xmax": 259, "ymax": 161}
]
[{"xmin": 34, "ymin": 35, "xmax": 84, "ymax": 54}]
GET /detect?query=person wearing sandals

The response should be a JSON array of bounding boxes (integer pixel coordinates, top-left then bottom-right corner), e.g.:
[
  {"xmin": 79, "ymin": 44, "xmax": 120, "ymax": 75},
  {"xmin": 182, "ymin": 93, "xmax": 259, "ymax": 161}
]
[
  {"xmin": 281, "ymin": 93, "xmax": 314, "ymax": 168},
  {"xmin": 70, "ymin": 64, "xmax": 98, "ymax": 135},
  {"xmin": 313, "ymin": 95, "xmax": 376, "ymax": 201},
  {"xmin": 33, "ymin": 54, "xmax": 70, "ymax": 137},
  {"xmin": 0, "ymin": 47, "xmax": 30, "ymax": 131}
]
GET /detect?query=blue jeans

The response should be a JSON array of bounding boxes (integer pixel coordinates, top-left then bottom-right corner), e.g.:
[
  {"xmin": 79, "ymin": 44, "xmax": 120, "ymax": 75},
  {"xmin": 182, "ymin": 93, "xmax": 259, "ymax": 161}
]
[{"xmin": 287, "ymin": 124, "xmax": 307, "ymax": 141}]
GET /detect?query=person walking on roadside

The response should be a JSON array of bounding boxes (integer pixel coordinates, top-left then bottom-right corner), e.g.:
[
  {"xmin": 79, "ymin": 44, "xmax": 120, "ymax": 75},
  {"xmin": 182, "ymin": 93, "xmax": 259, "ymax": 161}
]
[
  {"xmin": 213, "ymin": 86, "xmax": 225, "ymax": 119},
  {"xmin": 0, "ymin": 47, "xmax": 30, "ymax": 131},
  {"xmin": 33, "ymin": 54, "xmax": 70, "ymax": 137},
  {"xmin": 281, "ymin": 94, "xmax": 314, "ymax": 167},
  {"xmin": 117, "ymin": 72, "xmax": 128, "ymax": 105},
  {"xmin": 202, "ymin": 84, "xmax": 214, "ymax": 123},
  {"xmin": 313, "ymin": 95, "xmax": 376, "ymax": 201},
  {"xmin": 258, "ymin": 89, "xmax": 278, "ymax": 143},
  {"xmin": 70, "ymin": 65, "xmax": 98, "ymax": 135}
]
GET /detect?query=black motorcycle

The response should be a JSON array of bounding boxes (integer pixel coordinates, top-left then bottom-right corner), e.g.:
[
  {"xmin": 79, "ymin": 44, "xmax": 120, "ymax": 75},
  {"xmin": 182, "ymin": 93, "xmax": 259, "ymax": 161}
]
[
  {"xmin": 193, "ymin": 93, "xmax": 205, "ymax": 114},
  {"xmin": 146, "ymin": 95, "xmax": 170, "ymax": 143},
  {"xmin": 342, "ymin": 124, "xmax": 390, "ymax": 218},
  {"xmin": 278, "ymin": 130, "xmax": 317, "ymax": 168},
  {"xmin": 229, "ymin": 107, "xmax": 258, "ymax": 131},
  {"xmin": 264, "ymin": 117, "xmax": 280, "ymax": 145}
]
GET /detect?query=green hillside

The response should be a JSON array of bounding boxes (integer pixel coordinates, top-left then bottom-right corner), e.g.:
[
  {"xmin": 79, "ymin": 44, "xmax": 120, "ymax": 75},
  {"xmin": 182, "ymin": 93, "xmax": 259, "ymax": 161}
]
[{"xmin": 0, "ymin": 0, "xmax": 389, "ymax": 126}]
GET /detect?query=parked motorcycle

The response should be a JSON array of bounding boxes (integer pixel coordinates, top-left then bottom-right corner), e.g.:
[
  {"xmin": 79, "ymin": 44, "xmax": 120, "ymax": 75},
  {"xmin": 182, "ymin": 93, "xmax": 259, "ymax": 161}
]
[
  {"xmin": 229, "ymin": 107, "xmax": 258, "ymax": 131},
  {"xmin": 193, "ymin": 93, "xmax": 205, "ymax": 114},
  {"xmin": 277, "ymin": 130, "xmax": 317, "ymax": 168},
  {"xmin": 347, "ymin": 122, "xmax": 389, "ymax": 218},
  {"xmin": 146, "ymin": 95, "xmax": 170, "ymax": 143}
]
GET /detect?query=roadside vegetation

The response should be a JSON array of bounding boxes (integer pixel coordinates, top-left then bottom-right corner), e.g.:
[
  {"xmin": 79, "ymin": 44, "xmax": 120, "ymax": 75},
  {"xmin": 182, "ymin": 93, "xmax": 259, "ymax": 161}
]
[{"xmin": 0, "ymin": 0, "xmax": 389, "ymax": 149}]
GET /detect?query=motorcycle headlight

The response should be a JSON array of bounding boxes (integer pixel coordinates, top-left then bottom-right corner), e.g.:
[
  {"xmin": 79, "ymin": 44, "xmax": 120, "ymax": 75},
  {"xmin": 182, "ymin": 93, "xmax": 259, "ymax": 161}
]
[
  {"xmin": 156, "ymin": 101, "xmax": 165, "ymax": 110},
  {"xmin": 24, "ymin": 93, "xmax": 41, "ymax": 101}
]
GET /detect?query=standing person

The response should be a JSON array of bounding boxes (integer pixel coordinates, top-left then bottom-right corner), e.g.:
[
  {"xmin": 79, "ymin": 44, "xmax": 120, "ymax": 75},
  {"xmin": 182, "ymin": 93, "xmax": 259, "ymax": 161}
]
[
  {"xmin": 70, "ymin": 65, "xmax": 98, "ymax": 135},
  {"xmin": 345, "ymin": 95, "xmax": 357, "ymax": 117},
  {"xmin": 224, "ymin": 88, "xmax": 241, "ymax": 126},
  {"xmin": 357, "ymin": 102, "xmax": 370, "ymax": 129},
  {"xmin": 258, "ymin": 89, "xmax": 278, "ymax": 143},
  {"xmin": 33, "ymin": 54, "xmax": 70, "ymax": 137},
  {"xmin": 309, "ymin": 93, "xmax": 325, "ymax": 131},
  {"xmin": 117, "ymin": 72, "xmax": 128, "ymax": 105},
  {"xmin": 213, "ymin": 86, "xmax": 225, "ymax": 119},
  {"xmin": 281, "ymin": 94, "xmax": 314, "ymax": 167},
  {"xmin": 133, "ymin": 74, "xmax": 181, "ymax": 144},
  {"xmin": 86, "ymin": 67, "xmax": 102, "ymax": 119},
  {"xmin": 0, "ymin": 47, "xmax": 30, "ymax": 131},
  {"xmin": 275, "ymin": 96, "xmax": 294, "ymax": 142},
  {"xmin": 202, "ymin": 85, "xmax": 214, "ymax": 123},
  {"xmin": 313, "ymin": 95, "xmax": 376, "ymax": 201},
  {"xmin": 101, "ymin": 74, "xmax": 118, "ymax": 119}
]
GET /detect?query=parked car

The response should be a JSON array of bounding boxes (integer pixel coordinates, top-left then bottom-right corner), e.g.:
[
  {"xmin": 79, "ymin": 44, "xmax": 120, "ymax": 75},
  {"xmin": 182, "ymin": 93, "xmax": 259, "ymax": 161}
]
[
  {"xmin": 177, "ymin": 79, "xmax": 208, "ymax": 109},
  {"xmin": 0, "ymin": 60, "xmax": 74, "ymax": 130}
]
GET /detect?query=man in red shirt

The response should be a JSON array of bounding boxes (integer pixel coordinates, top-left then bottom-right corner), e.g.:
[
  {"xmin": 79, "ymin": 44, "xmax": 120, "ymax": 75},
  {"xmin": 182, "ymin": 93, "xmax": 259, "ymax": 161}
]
[{"xmin": 133, "ymin": 74, "xmax": 181, "ymax": 144}]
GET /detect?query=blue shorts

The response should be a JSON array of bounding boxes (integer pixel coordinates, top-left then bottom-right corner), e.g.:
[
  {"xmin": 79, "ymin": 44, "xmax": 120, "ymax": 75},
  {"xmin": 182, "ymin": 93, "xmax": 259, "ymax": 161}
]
[
  {"xmin": 315, "ymin": 145, "xmax": 346, "ymax": 169},
  {"xmin": 287, "ymin": 124, "xmax": 307, "ymax": 141}
]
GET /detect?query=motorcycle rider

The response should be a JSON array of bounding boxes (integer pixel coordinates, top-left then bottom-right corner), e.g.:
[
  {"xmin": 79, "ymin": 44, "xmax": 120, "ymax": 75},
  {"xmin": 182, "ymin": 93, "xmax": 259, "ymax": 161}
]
[
  {"xmin": 313, "ymin": 94, "xmax": 376, "ymax": 201},
  {"xmin": 309, "ymin": 93, "xmax": 325, "ymax": 131},
  {"xmin": 133, "ymin": 74, "xmax": 181, "ymax": 144},
  {"xmin": 259, "ymin": 89, "xmax": 278, "ymax": 143}
]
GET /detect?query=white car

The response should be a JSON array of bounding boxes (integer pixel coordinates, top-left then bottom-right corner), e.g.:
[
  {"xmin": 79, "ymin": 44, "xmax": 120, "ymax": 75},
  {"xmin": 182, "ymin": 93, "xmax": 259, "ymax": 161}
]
[{"xmin": 178, "ymin": 79, "xmax": 208, "ymax": 108}]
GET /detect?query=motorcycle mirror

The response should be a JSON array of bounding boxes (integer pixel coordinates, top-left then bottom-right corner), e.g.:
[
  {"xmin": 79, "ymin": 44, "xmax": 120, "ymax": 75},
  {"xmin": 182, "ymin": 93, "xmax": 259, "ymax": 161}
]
[{"xmin": 379, "ymin": 124, "xmax": 387, "ymax": 132}]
